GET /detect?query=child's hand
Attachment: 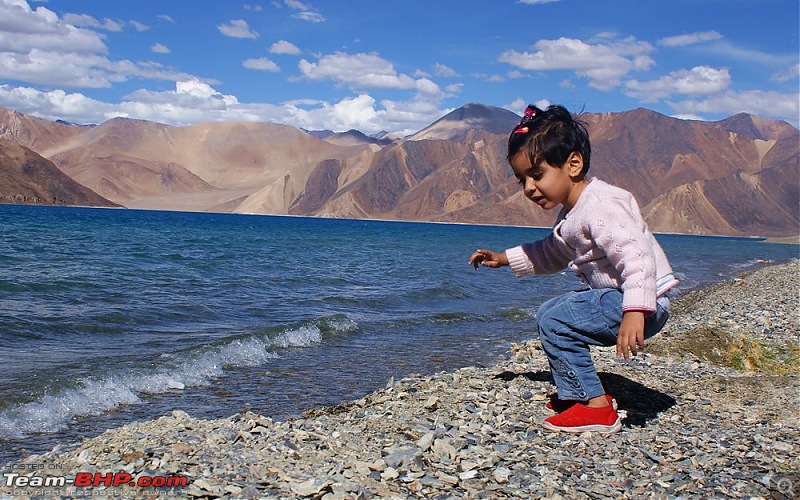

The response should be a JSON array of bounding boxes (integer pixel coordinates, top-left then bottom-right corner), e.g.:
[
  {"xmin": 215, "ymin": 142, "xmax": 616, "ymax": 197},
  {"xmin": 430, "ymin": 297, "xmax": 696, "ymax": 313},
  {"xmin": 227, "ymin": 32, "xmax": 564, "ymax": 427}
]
[
  {"xmin": 468, "ymin": 249, "xmax": 509, "ymax": 269},
  {"xmin": 616, "ymin": 311, "xmax": 645, "ymax": 360}
]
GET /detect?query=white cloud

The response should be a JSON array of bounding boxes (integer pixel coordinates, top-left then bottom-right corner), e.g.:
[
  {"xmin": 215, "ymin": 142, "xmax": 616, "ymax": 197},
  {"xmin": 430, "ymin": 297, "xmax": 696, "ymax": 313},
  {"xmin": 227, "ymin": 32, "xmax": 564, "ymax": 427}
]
[
  {"xmin": 151, "ymin": 43, "xmax": 170, "ymax": 54},
  {"xmin": 294, "ymin": 11, "xmax": 325, "ymax": 23},
  {"xmin": 624, "ymin": 66, "xmax": 731, "ymax": 102},
  {"xmin": 0, "ymin": 1, "xmax": 106, "ymax": 54},
  {"xmin": 772, "ymin": 63, "xmax": 800, "ymax": 83},
  {"xmin": 269, "ymin": 40, "xmax": 301, "ymax": 55},
  {"xmin": 505, "ymin": 98, "xmax": 527, "ymax": 115},
  {"xmin": 504, "ymin": 98, "xmax": 552, "ymax": 116},
  {"xmin": 517, "ymin": 0, "xmax": 561, "ymax": 3},
  {"xmin": 298, "ymin": 52, "xmax": 416, "ymax": 90},
  {"xmin": 379, "ymin": 98, "xmax": 452, "ymax": 136},
  {"xmin": 244, "ymin": 4, "xmax": 263, "ymax": 11},
  {"xmin": 157, "ymin": 14, "xmax": 174, "ymax": 24},
  {"xmin": 175, "ymin": 80, "xmax": 236, "ymax": 102},
  {"xmin": 0, "ymin": 83, "xmax": 115, "ymax": 123},
  {"xmin": 668, "ymin": 89, "xmax": 800, "ymax": 123},
  {"xmin": 218, "ymin": 19, "xmax": 258, "ymax": 39},
  {"xmin": 328, "ymin": 94, "xmax": 379, "ymax": 130},
  {"xmin": 658, "ymin": 31, "xmax": 723, "ymax": 47},
  {"xmin": 433, "ymin": 63, "xmax": 458, "ymax": 77},
  {"xmin": 283, "ymin": 0, "xmax": 325, "ymax": 23},
  {"xmin": 0, "ymin": 51, "xmax": 111, "ymax": 87},
  {"xmin": 0, "ymin": 1, "xmax": 201, "ymax": 88},
  {"xmin": 415, "ymin": 78, "xmax": 443, "ymax": 98},
  {"xmin": 498, "ymin": 36, "xmax": 655, "ymax": 91},
  {"xmin": 62, "ymin": 13, "xmax": 123, "ymax": 32},
  {"xmin": 130, "ymin": 21, "xmax": 149, "ymax": 32},
  {"xmin": 0, "ymin": 81, "xmax": 445, "ymax": 135},
  {"xmin": 284, "ymin": 0, "xmax": 308, "ymax": 9},
  {"xmin": 243, "ymin": 57, "xmax": 280, "ymax": 72},
  {"xmin": 700, "ymin": 40, "xmax": 795, "ymax": 67}
]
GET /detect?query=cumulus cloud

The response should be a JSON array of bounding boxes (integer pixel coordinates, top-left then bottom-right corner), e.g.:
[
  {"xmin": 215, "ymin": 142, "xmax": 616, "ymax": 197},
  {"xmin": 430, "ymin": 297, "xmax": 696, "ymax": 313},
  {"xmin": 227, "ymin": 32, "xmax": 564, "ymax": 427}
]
[
  {"xmin": 498, "ymin": 36, "xmax": 655, "ymax": 91},
  {"xmin": 298, "ymin": 52, "xmax": 416, "ymax": 90},
  {"xmin": 62, "ymin": 13, "xmax": 123, "ymax": 32},
  {"xmin": 0, "ymin": 80, "xmax": 446, "ymax": 135},
  {"xmin": 658, "ymin": 31, "xmax": 723, "ymax": 47},
  {"xmin": 218, "ymin": 19, "xmax": 258, "ymax": 39},
  {"xmin": 130, "ymin": 20, "xmax": 149, "ymax": 31},
  {"xmin": 668, "ymin": 89, "xmax": 800, "ymax": 123},
  {"xmin": 433, "ymin": 63, "xmax": 458, "ymax": 77},
  {"xmin": 243, "ymin": 57, "xmax": 280, "ymax": 72},
  {"xmin": 0, "ymin": 83, "xmax": 116, "ymax": 123},
  {"xmin": 0, "ymin": 2, "xmax": 106, "ymax": 54},
  {"xmin": 624, "ymin": 66, "xmax": 731, "ymax": 102},
  {"xmin": 283, "ymin": 0, "xmax": 325, "ymax": 23},
  {"xmin": 269, "ymin": 40, "xmax": 301, "ymax": 55},
  {"xmin": 151, "ymin": 43, "xmax": 170, "ymax": 54},
  {"xmin": 414, "ymin": 78, "xmax": 443, "ymax": 98},
  {"xmin": 505, "ymin": 97, "xmax": 551, "ymax": 115},
  {"xmin": 284, "ymin": 0, "xmax": 308, "ymax": 9},
  {"xmin": 0, "ymin": 1, "xmax": 203, "ymax": 88},
  {"xmin": 772, "ymin": 63, "xmax": 800, "ymax": 83}
]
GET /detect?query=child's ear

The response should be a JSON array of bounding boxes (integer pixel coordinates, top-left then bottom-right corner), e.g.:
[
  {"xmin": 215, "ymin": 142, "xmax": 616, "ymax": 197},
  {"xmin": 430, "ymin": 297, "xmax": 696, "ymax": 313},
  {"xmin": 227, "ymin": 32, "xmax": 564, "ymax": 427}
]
[{"xmin": 567, "ymin": 152, "xmax": 584, "ymax": 178}]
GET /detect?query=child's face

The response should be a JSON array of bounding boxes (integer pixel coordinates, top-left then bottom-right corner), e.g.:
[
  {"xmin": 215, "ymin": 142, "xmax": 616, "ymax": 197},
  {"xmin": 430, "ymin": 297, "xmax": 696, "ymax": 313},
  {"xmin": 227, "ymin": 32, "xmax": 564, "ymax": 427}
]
[{"xmin": 510, "ymin": 151, "xmax": 585, "ymax": 211}]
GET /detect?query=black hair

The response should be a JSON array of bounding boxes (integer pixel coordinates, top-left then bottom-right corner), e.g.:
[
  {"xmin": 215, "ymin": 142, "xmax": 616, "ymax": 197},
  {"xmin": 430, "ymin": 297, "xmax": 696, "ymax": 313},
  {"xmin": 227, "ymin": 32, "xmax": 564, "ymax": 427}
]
[{"xmin": 507, "ymin": 104, "xmax": 591, "ymax": 176}]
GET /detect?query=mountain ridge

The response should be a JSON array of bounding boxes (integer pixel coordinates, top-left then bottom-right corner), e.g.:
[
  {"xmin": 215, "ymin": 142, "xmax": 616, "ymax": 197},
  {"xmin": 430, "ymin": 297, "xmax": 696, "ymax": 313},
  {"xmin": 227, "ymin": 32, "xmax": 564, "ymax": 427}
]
[{"xmin": 0, "ymin": 104, "xmax": 796, "ymax": 237}]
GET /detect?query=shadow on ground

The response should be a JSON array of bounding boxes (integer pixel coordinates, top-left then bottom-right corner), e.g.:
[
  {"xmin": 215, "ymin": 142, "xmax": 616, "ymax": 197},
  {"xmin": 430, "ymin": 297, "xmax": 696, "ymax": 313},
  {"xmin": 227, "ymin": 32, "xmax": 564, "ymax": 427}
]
[{"xmin": 494, "ymin": 370, "xmax": 676, "ymax": 427}]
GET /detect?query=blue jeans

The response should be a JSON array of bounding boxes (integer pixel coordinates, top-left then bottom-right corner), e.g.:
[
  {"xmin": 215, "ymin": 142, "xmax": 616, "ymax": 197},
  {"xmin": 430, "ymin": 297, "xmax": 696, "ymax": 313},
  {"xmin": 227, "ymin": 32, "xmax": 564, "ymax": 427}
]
[{"xmin": 536, "ymin": 288, "xmax": 670, "ymax": 401}]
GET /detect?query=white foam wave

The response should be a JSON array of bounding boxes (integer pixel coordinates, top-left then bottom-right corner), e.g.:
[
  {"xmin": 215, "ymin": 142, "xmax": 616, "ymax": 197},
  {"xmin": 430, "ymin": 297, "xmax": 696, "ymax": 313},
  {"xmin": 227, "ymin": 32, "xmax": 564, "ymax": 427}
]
[{"xmin": 0, "ymin": 317, "xmax": 358, "ymax": 439}]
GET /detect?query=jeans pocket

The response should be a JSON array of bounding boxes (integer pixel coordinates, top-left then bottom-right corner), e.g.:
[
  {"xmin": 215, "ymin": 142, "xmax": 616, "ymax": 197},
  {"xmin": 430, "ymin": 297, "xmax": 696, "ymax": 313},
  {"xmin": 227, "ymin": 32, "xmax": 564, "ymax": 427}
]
[{"xmin": 565, "ymin": 289, "xmax": 622, "ymax": 346}]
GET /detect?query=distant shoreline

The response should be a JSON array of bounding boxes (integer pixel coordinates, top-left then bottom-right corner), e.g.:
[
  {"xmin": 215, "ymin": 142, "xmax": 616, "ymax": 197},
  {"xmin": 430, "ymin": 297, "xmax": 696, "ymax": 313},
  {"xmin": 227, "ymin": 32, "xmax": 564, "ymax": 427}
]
[
  {"xmin": 2, "ymin": 202, "xmax": 798, "ymax": 241},
  {"xmin": 763, "ymin": 235, "xmax": 800, "ymax": 245}
]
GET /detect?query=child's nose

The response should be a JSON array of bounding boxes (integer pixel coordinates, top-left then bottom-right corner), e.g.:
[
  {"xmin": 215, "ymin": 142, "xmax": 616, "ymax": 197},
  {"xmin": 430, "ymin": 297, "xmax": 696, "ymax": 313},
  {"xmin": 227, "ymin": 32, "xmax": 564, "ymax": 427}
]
[{"xmin": 524, "ymin": 178, "xmax": 537, "ymax": 196}]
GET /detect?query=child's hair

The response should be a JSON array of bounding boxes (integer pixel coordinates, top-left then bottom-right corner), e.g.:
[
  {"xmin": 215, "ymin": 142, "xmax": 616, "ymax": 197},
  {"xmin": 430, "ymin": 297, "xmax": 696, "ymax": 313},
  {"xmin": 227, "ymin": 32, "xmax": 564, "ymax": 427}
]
[{"xmin": 507, "ymin": 104, "xmax": 591, "ymax": 175}]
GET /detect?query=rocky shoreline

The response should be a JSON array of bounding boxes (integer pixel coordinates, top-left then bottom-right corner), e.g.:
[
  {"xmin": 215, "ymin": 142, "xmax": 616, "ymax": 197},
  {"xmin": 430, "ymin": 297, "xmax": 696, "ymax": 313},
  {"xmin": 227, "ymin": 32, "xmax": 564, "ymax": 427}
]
[{"xmin": 2, "ymin": 260, "xmax": 798, "ymax": 499}]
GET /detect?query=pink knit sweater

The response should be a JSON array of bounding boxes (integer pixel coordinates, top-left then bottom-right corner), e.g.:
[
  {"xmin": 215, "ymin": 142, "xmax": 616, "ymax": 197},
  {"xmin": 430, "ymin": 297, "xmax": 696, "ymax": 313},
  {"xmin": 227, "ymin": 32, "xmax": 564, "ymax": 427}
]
[{"xmin": 505, "ymin": 178, "xmax": 678, "ymax": 313}]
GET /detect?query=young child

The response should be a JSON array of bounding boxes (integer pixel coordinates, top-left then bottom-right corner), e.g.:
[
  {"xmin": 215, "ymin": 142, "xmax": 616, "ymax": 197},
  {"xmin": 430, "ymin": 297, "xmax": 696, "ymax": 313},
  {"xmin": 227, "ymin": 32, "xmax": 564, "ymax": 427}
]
[{"xmin": 468, "ymin": 104, "xmax": 678, "ymax": 434}]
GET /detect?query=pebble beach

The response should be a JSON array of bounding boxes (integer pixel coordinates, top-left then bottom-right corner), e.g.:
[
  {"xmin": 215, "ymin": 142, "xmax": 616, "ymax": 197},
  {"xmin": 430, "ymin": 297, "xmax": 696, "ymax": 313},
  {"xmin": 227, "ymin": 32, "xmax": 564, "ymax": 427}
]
[{"xmin": 2, "ymin": 260, "xmax": 798, "ymax": 499}]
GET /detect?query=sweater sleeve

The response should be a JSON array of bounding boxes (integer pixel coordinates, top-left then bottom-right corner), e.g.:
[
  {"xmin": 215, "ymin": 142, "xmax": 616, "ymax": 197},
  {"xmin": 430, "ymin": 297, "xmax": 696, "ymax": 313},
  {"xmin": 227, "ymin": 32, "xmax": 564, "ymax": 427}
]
[
  {"xmin": 506, "ymin": 230, "xmax": 573, "ymax": 277},
  {"xmin": 590, "ymin": 196, "xmax": 658, "ymax": 312}
]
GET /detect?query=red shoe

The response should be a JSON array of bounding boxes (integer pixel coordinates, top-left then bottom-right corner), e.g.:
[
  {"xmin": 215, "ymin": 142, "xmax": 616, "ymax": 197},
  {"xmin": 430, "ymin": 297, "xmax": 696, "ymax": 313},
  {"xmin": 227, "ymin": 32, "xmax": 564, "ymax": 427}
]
[
  {"xmin": 542, "ymin": 402, "xmax": 622, "ymax": 434},
  {"xmin": 545, "ymin": 394, "xmax": 617, "ymax": 413}
]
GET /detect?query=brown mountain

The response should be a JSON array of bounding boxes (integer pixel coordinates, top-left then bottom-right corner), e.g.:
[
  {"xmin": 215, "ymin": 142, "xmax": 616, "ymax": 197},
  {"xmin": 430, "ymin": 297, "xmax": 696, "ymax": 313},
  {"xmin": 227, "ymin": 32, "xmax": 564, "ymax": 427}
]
[
  {"xmin": 0, "ymin": 139, "xmax": 117, "ymax": 207},
  {"xmin": 305, "ymin": 106, "xmax": 798, "ymax": 236},
  {"xmin": 0, "ymin": 104, "xmax": 797, "ymax": 236},
  {"xmin": 28, "ymin": 116, "xmax": 368, "ymax": 213},
  {"xmin": 0, "ymin": 107, "xmax": 85, "ymax": 153},
  {"xmin": 409, "ymin": 102, "xmax": 521, "ymax": 141}
]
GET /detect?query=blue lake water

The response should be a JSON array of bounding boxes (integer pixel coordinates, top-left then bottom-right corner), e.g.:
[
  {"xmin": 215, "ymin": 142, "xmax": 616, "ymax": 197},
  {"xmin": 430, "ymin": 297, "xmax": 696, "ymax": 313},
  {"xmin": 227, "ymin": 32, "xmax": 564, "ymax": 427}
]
[{"xmin": 0, "ymin": 204, "xmax": 797, "ymax": 465}]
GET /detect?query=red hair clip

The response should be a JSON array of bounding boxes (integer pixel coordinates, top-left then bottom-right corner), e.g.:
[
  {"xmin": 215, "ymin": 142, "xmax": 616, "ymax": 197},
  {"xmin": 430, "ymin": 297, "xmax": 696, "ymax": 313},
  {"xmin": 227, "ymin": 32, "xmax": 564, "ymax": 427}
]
[{"xmin": 513, "ymin": 126, "xmax": 529, "ymax": 134}]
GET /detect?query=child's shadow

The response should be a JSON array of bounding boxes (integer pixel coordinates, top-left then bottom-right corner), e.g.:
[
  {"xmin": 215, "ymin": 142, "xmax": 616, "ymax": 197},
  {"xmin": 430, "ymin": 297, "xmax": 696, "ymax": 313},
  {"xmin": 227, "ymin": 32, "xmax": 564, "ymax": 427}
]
[{"xmin": 494, "ymin": 370, "xmax": 676, "ymax": 427}]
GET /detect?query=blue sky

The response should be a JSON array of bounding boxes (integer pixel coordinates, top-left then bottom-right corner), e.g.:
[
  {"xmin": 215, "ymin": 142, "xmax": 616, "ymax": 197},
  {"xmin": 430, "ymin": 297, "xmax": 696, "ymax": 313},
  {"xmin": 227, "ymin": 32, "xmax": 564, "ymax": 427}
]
[{"xmin": 1, "ymin": 0, "xmax": 797, "ymax": 135}]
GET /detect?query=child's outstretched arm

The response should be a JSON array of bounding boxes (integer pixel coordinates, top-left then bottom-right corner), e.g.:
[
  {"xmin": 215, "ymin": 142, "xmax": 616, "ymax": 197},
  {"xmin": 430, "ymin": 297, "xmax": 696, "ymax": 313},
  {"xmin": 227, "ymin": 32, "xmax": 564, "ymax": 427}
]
[{"xmin": 468, "ymin": 249, "xmax": 509, "ymax": 269}]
